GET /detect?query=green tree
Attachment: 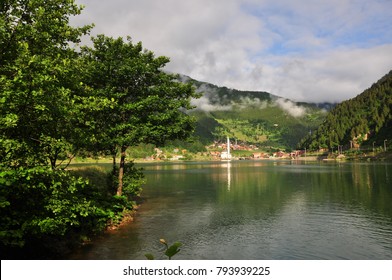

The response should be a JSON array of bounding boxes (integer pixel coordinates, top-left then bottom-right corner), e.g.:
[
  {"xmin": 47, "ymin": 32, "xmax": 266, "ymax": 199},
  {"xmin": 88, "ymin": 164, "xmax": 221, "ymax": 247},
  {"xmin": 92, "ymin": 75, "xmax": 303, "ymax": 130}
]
[
  {"xmin": 0, "ymin": 0, "xmax": 116, "ymax": 255},
  {"xmin": 0, "ymin": 0, "xmax": 92, "ymax": 168},
  {"xmin": 81, "ymin": 35, "xmax": 199, "ymax": 195}
]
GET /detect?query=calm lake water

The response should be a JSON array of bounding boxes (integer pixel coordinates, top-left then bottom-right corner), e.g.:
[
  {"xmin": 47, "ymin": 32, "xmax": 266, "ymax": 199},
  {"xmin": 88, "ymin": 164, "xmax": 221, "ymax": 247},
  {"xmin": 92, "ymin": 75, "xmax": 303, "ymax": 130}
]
[{"xmin": 70, "ymin": 160, "xmax": 392, "ymax": 260}]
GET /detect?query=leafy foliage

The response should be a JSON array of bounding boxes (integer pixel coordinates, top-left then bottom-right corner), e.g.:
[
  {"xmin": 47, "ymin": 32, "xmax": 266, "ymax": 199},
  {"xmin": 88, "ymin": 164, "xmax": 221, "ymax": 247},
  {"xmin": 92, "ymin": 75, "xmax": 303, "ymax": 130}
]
[
  {"xmin": 1, "ymin": 167, "xmax": 92, "ymax": 247},
  {"xmin": 80, "ymin": 35, "xmax": 199, "ymax": 195},
  {"xmin": 0, "ymin": 0, "xmax": 93, "ymax": 169},
  {"xmin": 0, "ymin": 165, "xmax": 138, "ymax": 258},
  {"xmin": 0, "ymin": 0, "xmax": 197, "ymax": 258},
  {"xmin": 145, "ymin": 239, "xmax": 183, "ymax": 260},
  {"xmin": 81, "ymin": 35, "xmax": 198, "ymax": 149}
]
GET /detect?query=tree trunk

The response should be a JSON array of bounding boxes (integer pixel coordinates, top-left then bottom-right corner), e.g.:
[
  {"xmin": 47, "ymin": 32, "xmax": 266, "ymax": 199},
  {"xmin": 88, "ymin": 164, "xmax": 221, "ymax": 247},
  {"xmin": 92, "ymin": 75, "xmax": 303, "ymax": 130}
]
[
  {"xmin": 110, "ymin": 147, "xmax": 117, "ymax": 191},
  {"xmin": 49, "ymin": 149, "xmax": 59, "ymax": 170},
  {"xmin": 50, "ymin": 157, "xmax": 57, "ymax": 170},
  {"xmin": 117, "ymin": 145, "xmax": 127, "ymax": 196},
  {"xmin": 112, "ymin": 153, "xmax": 116, "ymax": 175}
]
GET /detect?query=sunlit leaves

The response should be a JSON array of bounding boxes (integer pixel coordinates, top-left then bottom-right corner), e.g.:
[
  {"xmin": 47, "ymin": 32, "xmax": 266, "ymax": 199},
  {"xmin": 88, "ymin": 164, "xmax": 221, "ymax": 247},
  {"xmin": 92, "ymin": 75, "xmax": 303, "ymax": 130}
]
[
  {"xmin": 81, "ymin": 35, "xmax": 198, "ymax": 149},
  {"xmin": 0, "ymin": 0, "xmax": 93, "ymax": 169}
]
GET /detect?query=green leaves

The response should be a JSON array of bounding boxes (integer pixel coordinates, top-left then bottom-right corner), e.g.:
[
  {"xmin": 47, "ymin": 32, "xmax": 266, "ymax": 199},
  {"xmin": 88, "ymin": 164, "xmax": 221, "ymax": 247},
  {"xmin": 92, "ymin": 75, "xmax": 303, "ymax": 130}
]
[
  {"xmin": 1, "ymin": 2, "xmax": 89, "ymax": 169},
  {"xmin": 81, "ymin": 34, "xmax": 199, "ymax": 149},
  {"xmin": 144, "ymin": 253, "xmax": 155, "ymax": 260},
  {"xmin": 0, "ymin": 167, "xmax": 80, "ymax": 244},
  {"xmin": 164, "ymin": 241, "xmax": 183, "ymax": 260},
  {"xmin": 145, "ymin": 239, "xmax": 183, "ymax": 260},
  {"xmin": 79, "ymin": 34, "xmax": 199, "ymax": 195},
  {"xmin": 0, "ymin": 0, "xmax": 197, "ymax": 257},
  {"xmin": 0, "ymin": 164, "xmax": 138, "ymax": 251}
]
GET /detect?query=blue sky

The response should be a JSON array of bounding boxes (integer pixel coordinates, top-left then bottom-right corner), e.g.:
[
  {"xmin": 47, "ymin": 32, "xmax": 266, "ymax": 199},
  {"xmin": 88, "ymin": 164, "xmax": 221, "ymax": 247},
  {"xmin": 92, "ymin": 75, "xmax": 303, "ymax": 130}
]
[{"xmin": 72, "ymin": 0, "xmax": 392, "ymax": 102}]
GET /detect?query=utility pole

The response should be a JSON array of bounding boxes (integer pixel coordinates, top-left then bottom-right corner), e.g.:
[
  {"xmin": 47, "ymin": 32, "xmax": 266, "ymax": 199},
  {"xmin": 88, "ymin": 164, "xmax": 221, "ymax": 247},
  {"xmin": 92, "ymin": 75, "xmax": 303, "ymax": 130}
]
[{"xmin": 384, "ymin": 139, "xmax": 388, "ymax": 152}]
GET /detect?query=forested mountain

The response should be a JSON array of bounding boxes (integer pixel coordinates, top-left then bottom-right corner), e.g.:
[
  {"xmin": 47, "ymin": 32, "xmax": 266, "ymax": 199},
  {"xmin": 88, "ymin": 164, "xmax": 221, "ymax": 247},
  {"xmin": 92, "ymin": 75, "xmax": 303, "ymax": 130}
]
[
  {"xmin": 183, "ymin": 76, "xmax": 330, "ymax": 150},
  {"xmin": 299, "ymin": 70, "xmax": 392, "ymax": 150}
]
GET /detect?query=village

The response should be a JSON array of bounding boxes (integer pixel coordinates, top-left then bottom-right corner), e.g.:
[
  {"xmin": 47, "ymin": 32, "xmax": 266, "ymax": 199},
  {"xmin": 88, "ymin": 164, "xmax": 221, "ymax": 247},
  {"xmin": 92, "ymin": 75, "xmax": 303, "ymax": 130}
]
[
  {"xmin": 206, "ymin": 141, "xmax": 306, "ymax": 160},
  {"xmin": 147, "ymin": 140, "xmax": 306, "ymax": 161}
]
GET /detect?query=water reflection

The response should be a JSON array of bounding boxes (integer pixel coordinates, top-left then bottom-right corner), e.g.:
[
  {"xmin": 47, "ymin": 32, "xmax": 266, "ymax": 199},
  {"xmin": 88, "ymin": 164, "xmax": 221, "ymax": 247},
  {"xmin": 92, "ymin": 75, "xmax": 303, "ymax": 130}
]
[
  {"xmin": 70, "ymin": 161, "xmax": 392, "ymax": 260},
  {"xmin": 226, "ymin": 162, "xmax": 231, "ymax": 191}
]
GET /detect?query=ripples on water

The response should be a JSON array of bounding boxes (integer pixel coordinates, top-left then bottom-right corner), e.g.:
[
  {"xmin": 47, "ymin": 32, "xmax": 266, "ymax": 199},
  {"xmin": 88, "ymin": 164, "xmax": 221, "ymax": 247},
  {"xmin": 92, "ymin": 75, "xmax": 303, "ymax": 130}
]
[{"xmin": 70, "ymin": 161, "xmax": 392, "ymax": 260}]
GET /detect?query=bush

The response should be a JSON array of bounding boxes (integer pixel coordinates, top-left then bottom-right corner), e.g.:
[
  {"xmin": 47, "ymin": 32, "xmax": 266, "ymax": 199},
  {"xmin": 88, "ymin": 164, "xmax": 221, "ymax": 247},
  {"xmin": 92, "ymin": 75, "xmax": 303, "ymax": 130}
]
[
  {"xmin": 0, "ymin": 164, "xmax": 143, "ymax": 258},
  {"xmin": 0, "ymin": 166, "xmax": 90, "ymax": 247}
]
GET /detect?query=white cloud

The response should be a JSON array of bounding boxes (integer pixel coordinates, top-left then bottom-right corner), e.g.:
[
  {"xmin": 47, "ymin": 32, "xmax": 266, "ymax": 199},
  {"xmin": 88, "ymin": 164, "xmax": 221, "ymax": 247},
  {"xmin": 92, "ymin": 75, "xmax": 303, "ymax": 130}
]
[
  {"xmin": 191, "ymin": 95, "xmax": 232, "ymax": 112},
  {"xmin": 190, "ymin": 84, "xmax": 233, "ymax": 112},
  {"xmin": 72, "ymin": 0, "xmax": 392, "ymax": 103},
  {"xmin": 190, "ymin": 91, "xmax": 308, "ymax": 119},
  {"xmin": 261, "ymin": 45, "xmax": 392, "ymax": 102},
  {"xmin": 190, "ymin": 84, "xmax": 269, "ymax": 112},
  {"xmin": 274, "ymin": 98, "xmax": 307, "ymax": 118},
  {"xmin": 237, "ymin": 97, "xmax": 268, "ymax": 110}
]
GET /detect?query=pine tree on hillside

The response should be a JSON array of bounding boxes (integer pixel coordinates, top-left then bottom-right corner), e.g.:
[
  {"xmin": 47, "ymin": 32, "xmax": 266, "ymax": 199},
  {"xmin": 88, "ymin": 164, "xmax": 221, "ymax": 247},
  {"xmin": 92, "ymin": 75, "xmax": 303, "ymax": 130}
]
[{"xmin": 299, "ymin": 70, "xmax": 392, "ymax": 151}]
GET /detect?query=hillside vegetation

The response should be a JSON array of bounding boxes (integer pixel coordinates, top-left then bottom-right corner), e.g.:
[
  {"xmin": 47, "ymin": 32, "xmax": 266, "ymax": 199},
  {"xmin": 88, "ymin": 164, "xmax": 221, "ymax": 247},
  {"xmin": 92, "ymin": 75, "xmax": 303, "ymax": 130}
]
[
  {"xmin": 299, "ymin": 70, "xmax": 392, "ymax": 151},
  {"xmin": 186, "ymin": 77, "xmax": 329, "ymax": 150}
]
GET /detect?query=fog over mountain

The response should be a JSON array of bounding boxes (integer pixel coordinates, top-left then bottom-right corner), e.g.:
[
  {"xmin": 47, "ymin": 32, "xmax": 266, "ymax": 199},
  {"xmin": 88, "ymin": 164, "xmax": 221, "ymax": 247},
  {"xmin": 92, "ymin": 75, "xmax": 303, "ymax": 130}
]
[{"xmin": 186, "ymin": 76, "xmax": 321, "ymax": 118}]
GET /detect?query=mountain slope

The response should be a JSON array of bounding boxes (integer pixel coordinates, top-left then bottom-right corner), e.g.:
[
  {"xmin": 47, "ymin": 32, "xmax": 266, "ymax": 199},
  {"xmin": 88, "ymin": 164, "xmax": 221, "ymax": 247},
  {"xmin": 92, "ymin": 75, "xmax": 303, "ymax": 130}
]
[
  {"xmin": 299, "ymin": 70, "xmax": 392, "ymax": 150},
  {"xmin": 183, "ymin": 77, "xmax": 329, "ymax": 150}
]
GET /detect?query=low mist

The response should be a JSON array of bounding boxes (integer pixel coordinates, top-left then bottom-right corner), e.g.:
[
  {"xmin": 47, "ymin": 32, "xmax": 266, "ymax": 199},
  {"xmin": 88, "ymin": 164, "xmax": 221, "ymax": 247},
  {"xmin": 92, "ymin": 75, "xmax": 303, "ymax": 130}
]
[{"xmin": 190, "ymin": 83, "xmax": 308, "ymax": 118}]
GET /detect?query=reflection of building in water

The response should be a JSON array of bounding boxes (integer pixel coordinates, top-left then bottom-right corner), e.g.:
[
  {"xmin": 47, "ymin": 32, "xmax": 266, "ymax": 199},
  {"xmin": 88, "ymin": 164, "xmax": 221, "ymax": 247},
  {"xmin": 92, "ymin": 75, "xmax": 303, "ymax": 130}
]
[
  {"xmin": 221, "ymin": 137, "xmax": 232, "ymax": 160},
  {"xmin": 227, "ymin": 162, "xmax": 231, "ymax": 191}
]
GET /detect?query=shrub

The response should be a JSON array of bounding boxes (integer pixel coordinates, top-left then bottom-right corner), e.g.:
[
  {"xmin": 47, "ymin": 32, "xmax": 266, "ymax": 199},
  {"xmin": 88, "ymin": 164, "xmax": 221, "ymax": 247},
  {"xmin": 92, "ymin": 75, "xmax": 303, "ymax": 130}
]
[{"xmin": 0, "ymin": 164, "xmax": 143, "ymax": 258}]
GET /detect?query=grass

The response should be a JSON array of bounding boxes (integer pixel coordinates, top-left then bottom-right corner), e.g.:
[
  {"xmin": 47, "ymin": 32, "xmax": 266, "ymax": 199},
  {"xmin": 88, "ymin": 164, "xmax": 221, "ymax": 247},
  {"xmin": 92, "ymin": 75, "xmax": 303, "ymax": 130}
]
[{"xmin": 69, "ymin": 165, "xmax": 110, "ymax": 191}]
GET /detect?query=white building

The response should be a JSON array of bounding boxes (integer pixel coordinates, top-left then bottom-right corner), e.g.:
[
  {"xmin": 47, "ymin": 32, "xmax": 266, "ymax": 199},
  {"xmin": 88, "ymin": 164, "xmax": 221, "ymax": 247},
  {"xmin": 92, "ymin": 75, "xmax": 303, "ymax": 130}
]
[{"xmin": 221, "ymin": 137, "xmax": 232, "ymax": 160}]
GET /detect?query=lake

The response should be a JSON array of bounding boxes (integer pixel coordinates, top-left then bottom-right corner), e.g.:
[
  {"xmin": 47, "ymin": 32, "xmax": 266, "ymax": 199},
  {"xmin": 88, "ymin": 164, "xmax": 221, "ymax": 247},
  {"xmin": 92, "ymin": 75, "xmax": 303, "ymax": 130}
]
[{"xmin": 69, "ymin": 160, "xmax": 392, "ymax": 260}]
